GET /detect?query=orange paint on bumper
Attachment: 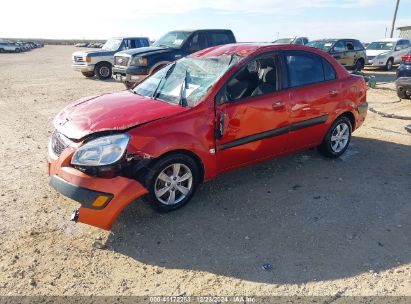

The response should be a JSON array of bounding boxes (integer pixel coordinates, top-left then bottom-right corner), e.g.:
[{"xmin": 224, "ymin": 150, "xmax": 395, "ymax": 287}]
[{"xmin": 48, "ymin": 147, "xmax": 148, "ymax": 230}]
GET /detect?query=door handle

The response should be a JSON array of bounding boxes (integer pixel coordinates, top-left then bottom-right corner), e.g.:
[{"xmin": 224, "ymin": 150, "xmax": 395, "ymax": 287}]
[
  {"xmin": 329, "ymin": 90, "xmax": 338, "ymax": 96},
  {"xmin": 272, "ymin": 101, "xmax": 285, "ymax": 110}
]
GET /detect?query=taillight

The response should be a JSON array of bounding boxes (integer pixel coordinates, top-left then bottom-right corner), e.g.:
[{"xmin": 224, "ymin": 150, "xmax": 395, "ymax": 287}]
[{"xmin": 401, "ymin": 55, "xmax": 411, "ymax": 63}]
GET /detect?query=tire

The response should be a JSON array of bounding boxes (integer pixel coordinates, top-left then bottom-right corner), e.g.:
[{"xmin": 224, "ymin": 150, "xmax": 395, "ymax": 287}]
[
  {"xmin": 95, "ymin": 62, "xmax": 112, "ymax": 80},
  {"xmin": 15, "ymin": 48, "xmax": 21, "ymax": 53},
  {"xmin": 0, "ymin": 49, "xmax": 4, "ymax": 53},
  {"xmin": 397, "ymin": 87, "xmax": 409, "ymax": 99},
  {"xmin": 318, "ymin": 116, "xmax": 352, "ymax": 158},
  {"xmin": 124, "ymin": 81, "xmax": 135, "ymax": 89},
  {"xmin": 144, "ymin": 154, "xmax": 200, "ymax": 212},
  {"xmin": 385, "ymin": 58, "xmax": 394, "ymax": 71},
  {"xmin": 354, "ymin": 59, "xmax": 364, "ymax": 72},
  {"xmin": 81, "ymin": 71, "xmax": 95, "ymax": 78}
]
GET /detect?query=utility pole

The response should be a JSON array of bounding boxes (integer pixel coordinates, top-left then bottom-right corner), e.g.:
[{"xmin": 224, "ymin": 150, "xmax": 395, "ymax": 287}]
[{"xmin": 390, "ymin": 0, "xmax": 400, "ymax": 38}]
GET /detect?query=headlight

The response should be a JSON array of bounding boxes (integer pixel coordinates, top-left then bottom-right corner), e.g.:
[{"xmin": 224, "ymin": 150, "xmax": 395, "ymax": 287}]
[
  {"xmin": 130, "ymin": 56, "xmax": 148, "ymax": 66},
  {"xmin": 71, "ymin": 134, "xmax": 130, "ymax": 166}
]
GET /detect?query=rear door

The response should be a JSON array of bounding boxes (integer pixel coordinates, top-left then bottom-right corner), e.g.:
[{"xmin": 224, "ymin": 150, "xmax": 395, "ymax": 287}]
[
  {"xmin": 215, "ymin": 53, "xmax": 290, "ymax": 172},
  {"xmin": 344, "ymin": 40, "xmax": 357, "ymax": 66},
  {"xmin": 283, "ymin": 50, "xmax": 339, "ymax": 152},
  {"xmin": 395, "ymin": 40, "xmax": 411, "ymax": 63}
]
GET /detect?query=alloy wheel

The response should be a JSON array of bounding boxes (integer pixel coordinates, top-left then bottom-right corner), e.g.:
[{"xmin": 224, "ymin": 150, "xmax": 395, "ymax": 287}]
[
  {"xmin": 330, "ymin": 122, "xmax": 350, "ymax": 153},
  {"xmin": 154, "ymin": 163, "xmax": 193, "ymax": 205}
]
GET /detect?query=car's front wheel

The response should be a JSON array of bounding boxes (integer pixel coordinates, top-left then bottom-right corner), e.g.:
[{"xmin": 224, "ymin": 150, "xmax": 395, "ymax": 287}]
[
  {"xmin": 354, "ymin": 59, "xmax": 364, "ymax": 72},
  {"xmin": 385, "ymin": 58, "xmax": 394, "ymax": 71},
  {"xmin": 95, "ymin": 63, "xmax": 112, "ymax": 80},
  {"xmin": 144, "ymin": 154, "xmax": 200, "ymax": 212},
  {"xmin": 319, "ymin": 116, "xmax": 352, "ymax": 158}
]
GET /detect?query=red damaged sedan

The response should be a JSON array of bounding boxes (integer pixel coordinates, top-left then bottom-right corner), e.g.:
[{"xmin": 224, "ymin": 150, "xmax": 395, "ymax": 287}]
[{"xmin": 48, "ymin": 43, "xmax": 368, "ymax": 230}]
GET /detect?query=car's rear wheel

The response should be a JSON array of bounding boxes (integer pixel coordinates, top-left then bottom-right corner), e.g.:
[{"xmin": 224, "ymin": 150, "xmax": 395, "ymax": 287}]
[
  {"xmin": 15, "ymin": 48, "xmax": 20, "ymax": 53},
  {"xmin": 385, "ymin": 58, "xmax": 394, "ymax": 71},
  {"xmin": 354, "ymin": 59, "xmax": 364, "ymax": 72},
  {"xmin": 319, "ymin": 116, "xmax": 352, "ymax": 158},
  {"xmin": 81, "ymin": 71, "xmax": 95, "ymax": 78},
  {"xmin": 144, "ymin": 154, "xmax": 200, "ymax": 212},
  {"xmin": 95, "ymin": 63, "xmax": 112, "ymax": 80},
  {"xmin": 397, "ymin": 86, "xmax": 409, "ymax": 99}
]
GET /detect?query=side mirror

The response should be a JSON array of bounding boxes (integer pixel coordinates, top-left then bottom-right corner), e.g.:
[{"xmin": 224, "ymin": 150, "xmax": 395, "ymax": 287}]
[{"xmin": 395, "ymin": 46, "xmax": 401, "ymax": 51}]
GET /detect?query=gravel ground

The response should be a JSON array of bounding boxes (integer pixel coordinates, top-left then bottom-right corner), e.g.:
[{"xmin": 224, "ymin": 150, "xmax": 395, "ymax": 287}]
[{"xmin": 0, "ymin": 46, "xmax": 410, "ymax": 297}]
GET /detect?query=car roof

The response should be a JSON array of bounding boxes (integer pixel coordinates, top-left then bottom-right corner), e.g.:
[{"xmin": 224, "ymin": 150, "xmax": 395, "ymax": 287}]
[
  {"xmin": 165, "ymin": 29, "xmax": 232, "ymax": 33},
  {"xmin": 374, "ymin": 38, "xmax": 406, "ymax": 42},
  {"xmin": 192, "ymin": 43, "xmax": 330, "ymax": 58},
  {"xmin": 111, "ymin": 37, "xmax": 150, "ymax": 39}
]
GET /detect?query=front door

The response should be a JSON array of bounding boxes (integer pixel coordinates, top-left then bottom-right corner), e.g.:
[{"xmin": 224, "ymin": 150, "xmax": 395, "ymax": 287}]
[{"xmin": 215, "ymin": 54, "xmax": 290, "ymax": 173}]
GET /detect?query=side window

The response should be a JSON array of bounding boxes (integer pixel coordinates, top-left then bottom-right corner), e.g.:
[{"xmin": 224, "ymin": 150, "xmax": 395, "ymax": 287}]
[
  {"xmin": 333, "ymin": 41, "xmax": 346, "ymax": 53},
  {"xmin": 210, "ymin": 32, "xmax": 231, "ymax": 46},
  {"xmin": 139, "ymin": 39, "xmax": 149, "ymax": 47},
  {"xmin": 322, "ymin": 59, "xmax": 336, "ymax": 81},
  {"xmin": 294, "ymin": 38, "xmax": 303, "ymax": 45},
  {"xmin": 225, "ymin": 55, "xmax": 278, "ymax": 101},
  {"xmin": 346, "ymin": 42, "xmax": 355, "ymax": 51},
  {"xmin": 286, "ymin": 51, "xmax": 325, "ymax": 87},
  {"xmin": 404, "ymin": 40, "xmax": 411, "ymax": 48},
  {"xmin": 353, "ymin": 40, "xmax": 364, "ymax": 50},
  {"xmin": 187, "ymin": 33, "xmax": 207, "ymax": 53}
]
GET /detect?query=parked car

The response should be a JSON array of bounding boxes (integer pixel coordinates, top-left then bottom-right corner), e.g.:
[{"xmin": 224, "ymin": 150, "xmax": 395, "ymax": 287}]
[
  {"xmin": 273, "ymin": 37, "xmax": 309, "ymax": 45},
  {"xmin": 71, "ymin": 37, "xmax": 150, "ymax": 80},
  {"xmin": 48, "ymin": 43, "xmax": 368, "ymax": 230},
  {"xmin": 0, "ymin": 41, "xmax": 21, "ymax": 53},
  {"xmin": 307, "ymin": 39, "xmax": 366, "ymax": 71},
  {"xmin": 112, "ymin": 29, "xmax": 236, "ymax": 88},
  {"xmin": 396, "ymin": 51, "xmax": 411, "ymax": 99},
  {"xmin": 366, "ymin": 38, "xmax": 411, "ymax": 70}
]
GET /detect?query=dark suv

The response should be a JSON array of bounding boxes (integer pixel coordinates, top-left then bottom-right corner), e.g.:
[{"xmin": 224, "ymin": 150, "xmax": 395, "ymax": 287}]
[
  {"xmin": 307, "ymin": 39, "xmax": 366, "ymax": 71},
  {"xmin": 112, "ymin": 29, "xmax": 236, "ymax": 88},
  {"xmin": 396, "ymin": 51, "xmax": 411, "ymax": 99}
]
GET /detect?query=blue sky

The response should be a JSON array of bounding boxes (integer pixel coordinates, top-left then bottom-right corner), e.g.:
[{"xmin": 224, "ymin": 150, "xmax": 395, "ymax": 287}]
[{"xmin": 2, "ymin": 0, "xmax": 411, "ymax": 42}]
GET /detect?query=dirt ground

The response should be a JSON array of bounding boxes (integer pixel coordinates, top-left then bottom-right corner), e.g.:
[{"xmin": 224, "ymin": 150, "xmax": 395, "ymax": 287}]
[{"xmin": 0, "ymin": 46, "xmax": 410, "ymax": 297}]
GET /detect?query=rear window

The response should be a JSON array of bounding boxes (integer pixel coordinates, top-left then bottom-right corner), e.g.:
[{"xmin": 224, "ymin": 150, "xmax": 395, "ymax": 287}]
[
  {"xmin": 285, "ymin": 51, "xmax": 336, "ymax": 87},
  {"xmin": 210, "ymin": 32, "xmax": 233, "ymax": 46}
]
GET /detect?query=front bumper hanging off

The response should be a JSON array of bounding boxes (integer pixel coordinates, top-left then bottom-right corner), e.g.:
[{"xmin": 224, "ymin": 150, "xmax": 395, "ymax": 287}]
[{"xmin": 48, "ymin": 147, "xmax": 148, "ymax": 230}]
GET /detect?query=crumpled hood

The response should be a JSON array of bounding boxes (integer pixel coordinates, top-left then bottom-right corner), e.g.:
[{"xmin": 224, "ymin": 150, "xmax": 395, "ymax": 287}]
[
  {"xmin": 115, "ymin": 46, "xmax": 173, "ymax": 57},
  {"xmin": 54, "ymin": 91, "xmax": 188, "ymax": 140},
  {"xmin": 366, "ymin": 49, "xmax": 391, "ymax": 57}
]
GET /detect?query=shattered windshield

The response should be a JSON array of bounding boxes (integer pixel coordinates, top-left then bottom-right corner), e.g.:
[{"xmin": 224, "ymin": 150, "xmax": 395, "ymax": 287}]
[
  {"xmin": 133, "ymin": 55, "xmax": 241, "ymax": 107},
  {"xmin": 367, "ymin": 42, "xmax": 395, "ymax": 51},
  {"xmin": 152, "ymin": 31, "xmax": 191, "ymax": 49},
  {"xmin": 102, "ymin": 38, "xmax": 122, "ymax": 51},
  {"xmin": 307, "ymin": 40, "xmax": 337, "ymax": 52}
]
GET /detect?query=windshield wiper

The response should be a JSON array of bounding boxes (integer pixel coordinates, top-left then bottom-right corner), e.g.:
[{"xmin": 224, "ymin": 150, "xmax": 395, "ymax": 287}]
[
  {"xmin": 151, "ymin": 62, "xmax": 177, "ymax": 100},
  {"xmin": 178, "ymin": 70, "xmax": 190, "ymax": 107}
]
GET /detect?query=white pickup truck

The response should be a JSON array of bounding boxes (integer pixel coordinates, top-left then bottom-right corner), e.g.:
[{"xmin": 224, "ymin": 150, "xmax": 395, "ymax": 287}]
[{"xmin": 72, "ymin": 37, "xmax": 150, "ymax": 80}]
